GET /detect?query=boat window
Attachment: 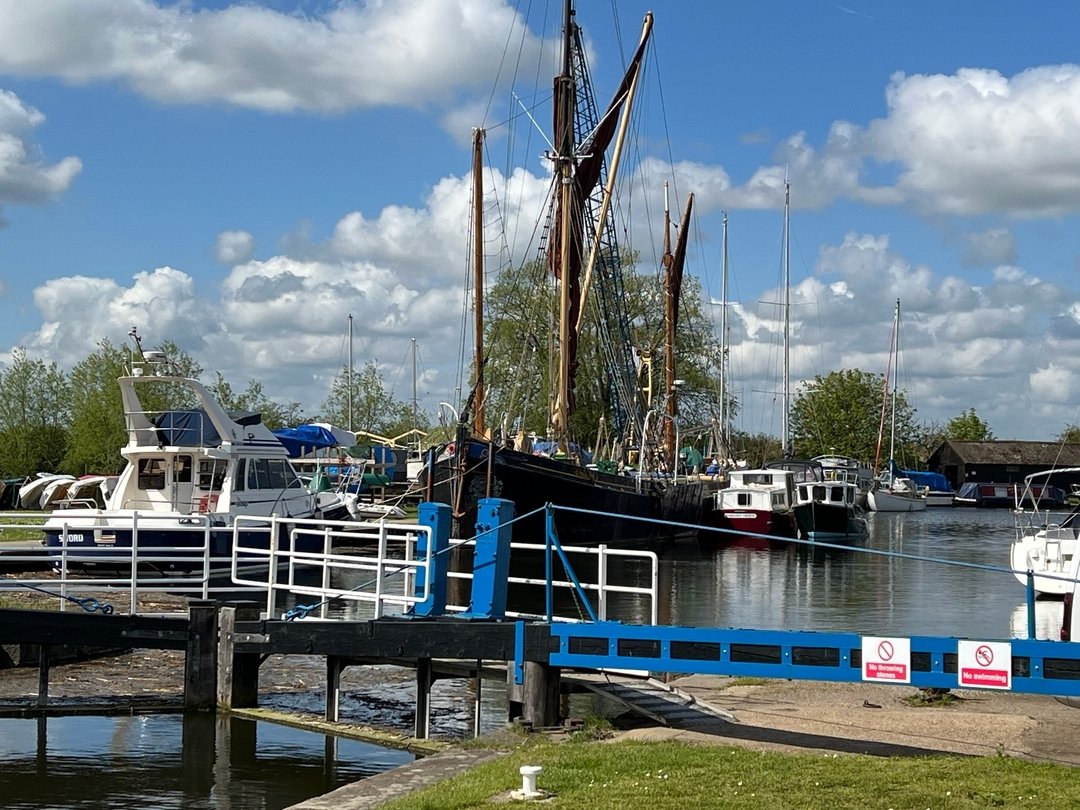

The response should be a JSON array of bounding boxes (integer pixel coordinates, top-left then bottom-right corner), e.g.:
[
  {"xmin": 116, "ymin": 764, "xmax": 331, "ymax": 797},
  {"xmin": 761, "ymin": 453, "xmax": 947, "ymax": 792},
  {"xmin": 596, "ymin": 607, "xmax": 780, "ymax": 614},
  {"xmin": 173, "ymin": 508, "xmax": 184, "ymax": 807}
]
[
  {"xmin": 175, "ymin": 455, "xmax": 193, "ymax": 483},
  {"xmin": 265, "ymin": 460, "xmax": 288, "ymax": 491},
  {"xmin": 198, "ymin": 460, "xmax": 227, "ymax": 491},
  {"xmin": 737, "ymin": 492, "xmax": 751, "ymax": 506},
  {"xmin": 743, "ymin": 473, "xmax": 771, "ymax": 485},
  {"xmin": 284, "ymin": 463, "xmax": 303, "ymax": 490},
  {"xmin": 233, "ymin": 459, "xmax": 245, "ymax": 491},
  {"xmin": 137, "ymin": 458, "xmax": 167, "ymax": 490},
  {"xmin": 813, "ymin": 486, "xmax": 826, "ymax": 501},
  {"xmin": 830, "ymin": 487, "xmax": 844, "ymax": 503},
  {"xmin": 248, "ymin": 459, "xmax": 269, "ymax": 490}
]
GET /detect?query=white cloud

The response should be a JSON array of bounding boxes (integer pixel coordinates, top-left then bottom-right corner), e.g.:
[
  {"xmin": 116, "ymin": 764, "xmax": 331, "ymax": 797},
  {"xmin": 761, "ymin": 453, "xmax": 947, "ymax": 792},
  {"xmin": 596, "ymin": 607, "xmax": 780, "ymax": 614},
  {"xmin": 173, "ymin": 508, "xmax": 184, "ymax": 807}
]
[
  {"xmin": 215, "ymin": 230, "xmax": 255, "ymax": 265},
  {"xmin": 0, "ymin": 0, "xmax": 546, "ymax": 114},
  {"xmin": 1030, "ymin": 364, "xmax": 1075, "ymax": 404},
  {"xmin": 963, "ymin": 228, "xmax": 1017, "ymax": 267},
  {"xmin": 0, "ymin": 89, "xmax": 81, "ymax": 207}
]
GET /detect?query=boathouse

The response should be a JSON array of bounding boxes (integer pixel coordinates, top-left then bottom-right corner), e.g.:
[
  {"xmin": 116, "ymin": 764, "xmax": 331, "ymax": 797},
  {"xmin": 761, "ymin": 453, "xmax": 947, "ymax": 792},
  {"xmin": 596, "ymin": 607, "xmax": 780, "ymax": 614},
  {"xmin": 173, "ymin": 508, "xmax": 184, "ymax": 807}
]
[{"xmin": 927, "ymin": 440, "xmax": 1080, "ymax": 491}]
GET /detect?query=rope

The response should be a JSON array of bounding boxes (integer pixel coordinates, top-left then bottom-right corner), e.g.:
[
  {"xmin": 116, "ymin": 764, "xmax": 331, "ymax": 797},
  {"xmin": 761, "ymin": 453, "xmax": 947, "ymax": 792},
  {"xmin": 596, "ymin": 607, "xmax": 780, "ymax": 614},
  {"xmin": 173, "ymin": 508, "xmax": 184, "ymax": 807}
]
[{"xmin": 20, "ymin": 583, "xmax": 114, "ymax": 615}]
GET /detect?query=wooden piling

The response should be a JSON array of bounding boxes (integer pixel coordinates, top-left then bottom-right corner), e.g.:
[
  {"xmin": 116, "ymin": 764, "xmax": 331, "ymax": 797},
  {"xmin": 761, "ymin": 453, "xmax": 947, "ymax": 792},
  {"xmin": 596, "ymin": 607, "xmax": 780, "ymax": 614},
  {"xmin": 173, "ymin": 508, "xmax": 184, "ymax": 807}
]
[
  {"xmin": 185, "ymin": 600, "xmax": 219, "ymax": 711},
  {"xmin": 217, "ymin": 602, "xmax": 261, "ymax": 709}
]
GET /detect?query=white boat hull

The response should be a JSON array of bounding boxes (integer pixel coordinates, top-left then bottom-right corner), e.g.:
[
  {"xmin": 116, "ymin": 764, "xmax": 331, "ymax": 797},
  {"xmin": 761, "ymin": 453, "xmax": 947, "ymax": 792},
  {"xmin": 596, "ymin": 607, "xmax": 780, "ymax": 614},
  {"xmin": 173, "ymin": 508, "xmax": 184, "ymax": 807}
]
[
  {"xmin": 868, "ymin": 488, "xmax": 927, "ymax": 512},
  {"xmin": 1011, "ymin": 528, "xmax": 1077, "ymax": 597}
]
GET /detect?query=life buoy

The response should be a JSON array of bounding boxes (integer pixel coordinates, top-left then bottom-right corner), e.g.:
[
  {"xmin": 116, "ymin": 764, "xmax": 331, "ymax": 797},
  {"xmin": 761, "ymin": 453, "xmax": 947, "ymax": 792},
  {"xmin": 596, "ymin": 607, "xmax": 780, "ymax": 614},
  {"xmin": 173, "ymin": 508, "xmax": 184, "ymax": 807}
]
[{"xmin": 447, "ymin": 443, "xmax": 456, "ymax": 455}]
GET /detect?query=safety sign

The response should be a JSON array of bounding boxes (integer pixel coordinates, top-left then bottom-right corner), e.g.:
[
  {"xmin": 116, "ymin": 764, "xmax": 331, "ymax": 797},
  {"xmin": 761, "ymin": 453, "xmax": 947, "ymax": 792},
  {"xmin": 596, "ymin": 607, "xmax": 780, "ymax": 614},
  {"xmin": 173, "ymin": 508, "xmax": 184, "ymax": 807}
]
[
  {"xmin": 958, "ymin": 640, "xmax": 1012, "ymax": 690},
  {"xmin": 861, "ymin": 636, "xmax": 911, "ymax": 683}
]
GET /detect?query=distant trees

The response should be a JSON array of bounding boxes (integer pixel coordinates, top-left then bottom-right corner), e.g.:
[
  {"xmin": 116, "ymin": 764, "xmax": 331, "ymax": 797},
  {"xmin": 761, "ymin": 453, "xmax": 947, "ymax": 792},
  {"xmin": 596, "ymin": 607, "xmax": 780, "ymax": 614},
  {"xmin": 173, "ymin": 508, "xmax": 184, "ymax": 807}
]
[
  {"xmin": 209, "ymin": 374, "xmax": 304, "ymax": 431},
  {"xmin": 946, "ymin": 408, "xmax": 995, "ymax": 442},
  {"xmin": 320, "ymin": 360, "xmax": 426, "ymax": 441},
  {"xmin": 0, "ymin": 348, "xmax": 70, "ymax": 477},
  {"xmin": 789, "ymin": 369, "xmax": 919, "ymax": 466}
]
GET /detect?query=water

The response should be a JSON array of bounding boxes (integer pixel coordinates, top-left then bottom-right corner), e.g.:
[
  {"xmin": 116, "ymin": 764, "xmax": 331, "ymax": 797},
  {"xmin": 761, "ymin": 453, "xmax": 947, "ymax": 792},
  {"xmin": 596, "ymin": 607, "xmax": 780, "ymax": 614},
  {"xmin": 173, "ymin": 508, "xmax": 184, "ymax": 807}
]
[
  {"xmin": 0, "ymin": 507, "xmax": 1055, "ymax": 808},
  {"xmin": 664, "ymin": 506, "xmax": 1050, "ymax": 640},
  {"xmin": 0, "ymin": 713, "xmax": 413, "ymax": 809}
]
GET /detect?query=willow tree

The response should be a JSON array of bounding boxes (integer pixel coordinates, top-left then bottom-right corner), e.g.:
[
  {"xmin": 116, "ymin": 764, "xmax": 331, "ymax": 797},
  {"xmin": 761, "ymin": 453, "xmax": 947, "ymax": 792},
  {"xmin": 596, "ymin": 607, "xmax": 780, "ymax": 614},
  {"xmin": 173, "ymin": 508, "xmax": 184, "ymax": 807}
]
[{"xmin": 320, "ymin": 360, "xmax": 422, "ymax": 440}]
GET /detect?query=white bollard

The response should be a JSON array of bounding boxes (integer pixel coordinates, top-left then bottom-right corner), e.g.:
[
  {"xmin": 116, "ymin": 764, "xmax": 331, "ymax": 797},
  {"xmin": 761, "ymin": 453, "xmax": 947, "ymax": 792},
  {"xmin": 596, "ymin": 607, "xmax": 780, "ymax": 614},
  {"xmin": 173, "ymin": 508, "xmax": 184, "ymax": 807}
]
[{"xmin": 517, "ymin": 764, "xmax": 542, "ymax": 799}]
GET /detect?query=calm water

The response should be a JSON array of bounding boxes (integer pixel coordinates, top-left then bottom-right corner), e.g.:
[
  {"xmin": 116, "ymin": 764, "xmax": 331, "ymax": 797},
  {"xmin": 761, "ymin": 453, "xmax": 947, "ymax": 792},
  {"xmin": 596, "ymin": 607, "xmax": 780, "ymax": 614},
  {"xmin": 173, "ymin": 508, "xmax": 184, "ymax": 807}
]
[
  {"xmin": 0, "ymin": 507, "xmax": 1055, "ymax": 808},
  {"xmin": 0, "ymin": 713, "xmax": 412, "ymax": 809},
  {"xmin": 663, "ymin": 506, "xmax": 1055, "ymax": 640}
]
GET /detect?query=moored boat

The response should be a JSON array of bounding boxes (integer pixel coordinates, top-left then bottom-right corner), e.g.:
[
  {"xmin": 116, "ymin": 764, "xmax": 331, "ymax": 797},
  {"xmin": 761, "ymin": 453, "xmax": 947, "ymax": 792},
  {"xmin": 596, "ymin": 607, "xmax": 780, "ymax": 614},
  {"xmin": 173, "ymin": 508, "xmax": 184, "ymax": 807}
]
[
  {"xmin": 42, "ymin": 332, "xmax": 339, "ymax": 575},
  {"xmin": 702, "ymin": 467, "xmax": 797, "ymax": 542}
]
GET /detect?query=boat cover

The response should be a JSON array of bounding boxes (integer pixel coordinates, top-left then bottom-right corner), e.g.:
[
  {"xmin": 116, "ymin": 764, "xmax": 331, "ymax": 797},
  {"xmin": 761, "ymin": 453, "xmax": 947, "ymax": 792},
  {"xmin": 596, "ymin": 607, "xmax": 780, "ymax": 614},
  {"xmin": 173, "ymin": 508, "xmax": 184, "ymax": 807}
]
[
  {"xmin": 154, "ymin": 409, "xmax": 262, "ymax": 446},
  {"xmin": 889, "ymin": 460, "xmax": 951, "ymax": 492},
  {"xmin": 273, "ymin": 424, "xmax": 341, "ymax": 458}
]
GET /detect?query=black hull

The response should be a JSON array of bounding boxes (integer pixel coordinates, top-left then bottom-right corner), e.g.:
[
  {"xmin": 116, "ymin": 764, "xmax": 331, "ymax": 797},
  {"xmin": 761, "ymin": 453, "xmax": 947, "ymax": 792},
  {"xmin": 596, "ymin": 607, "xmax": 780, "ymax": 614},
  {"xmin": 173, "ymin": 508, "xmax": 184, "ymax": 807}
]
[
  {"xmin": 426, "ymin": 439, "xmax": 704, "ymax": 546},
  {"xmin": 793, "ymin": 502, "xmax": 865, "ymax": 541}
]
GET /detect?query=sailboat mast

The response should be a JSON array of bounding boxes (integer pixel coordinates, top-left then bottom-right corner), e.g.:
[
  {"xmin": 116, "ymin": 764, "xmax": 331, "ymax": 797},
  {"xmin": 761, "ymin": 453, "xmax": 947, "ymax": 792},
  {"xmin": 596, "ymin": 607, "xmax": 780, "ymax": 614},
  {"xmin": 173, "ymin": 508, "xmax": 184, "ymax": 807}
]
[
  {"xmin": 662, "ymin": 183, "xmax": 676, "ymax": 470},
  {"xmin": 889, "ymin": 299, "xmax": 900, "ymax": 464},
  {"xmin": 347, "ymin": 313, "xmax": 354, "ymax": 433},
  {"xmin": 471, "ymin": 127, "xmax": 486, "ymax": 437},
  {"xmin": 552, "ymin": 0, "xmax": 575, "ymax": 450},
  {"xmin": 873, "ymin": 299, "xmax": 899, "ymax": 472},
  {"xmin": 411, "ymin": 336, "xmax": 419, "ymax": 451},
  {"xmin": 719, "ymin": 211, "xmax": 729, "ymax": 456},
  {"xmin": 782, "ymin": 181, "xmax": 791, "ymax": 457}
]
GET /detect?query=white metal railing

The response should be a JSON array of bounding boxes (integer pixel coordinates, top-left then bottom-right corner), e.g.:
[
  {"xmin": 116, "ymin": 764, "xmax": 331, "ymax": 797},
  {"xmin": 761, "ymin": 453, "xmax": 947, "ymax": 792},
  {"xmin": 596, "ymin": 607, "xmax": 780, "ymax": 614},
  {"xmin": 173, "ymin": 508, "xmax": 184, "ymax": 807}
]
[
  {"xmin": 443, "ymin": 538, "xmax": 658, "ymax": 625},
  {"xmin": 0, "ymin": 510, "xmax": 268, "ymax": 614},
  {"xmin": 230, "ymin": 515, "xmax": 431, "ymax": 620}
]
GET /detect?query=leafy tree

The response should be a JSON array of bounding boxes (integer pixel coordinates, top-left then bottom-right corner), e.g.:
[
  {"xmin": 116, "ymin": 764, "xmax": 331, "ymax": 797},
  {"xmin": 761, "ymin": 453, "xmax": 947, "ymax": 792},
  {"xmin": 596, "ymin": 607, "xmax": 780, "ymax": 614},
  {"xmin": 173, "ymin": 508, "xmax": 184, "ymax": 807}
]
[
  {"xmin": 1058, "ymin": 425, "xmax": 1080, "ymax": 444},
  {"xmin": 321, "ymin": 360, "xmax": 418, "ymax": 439},
  {"xmin": 790, "ymin": 369, "xmax": 919, "ymax": 466},
  {"xmin": 946, "ymin": 408, "xmax": 995, "ymax": 442},
  {"xmin": 0, "ymin": 348, "xmax": 71, "ymax": 476},
  {"xmin": 479, "ymin": 253, "xmax": 727, "ymax": 452},
  {"xmin": 731, "ymin": 430, "xmax": 783, "ymax": 468},
  {"xmin": 64, "ymin": 339, "xmax": 130, "ymax": 475}
]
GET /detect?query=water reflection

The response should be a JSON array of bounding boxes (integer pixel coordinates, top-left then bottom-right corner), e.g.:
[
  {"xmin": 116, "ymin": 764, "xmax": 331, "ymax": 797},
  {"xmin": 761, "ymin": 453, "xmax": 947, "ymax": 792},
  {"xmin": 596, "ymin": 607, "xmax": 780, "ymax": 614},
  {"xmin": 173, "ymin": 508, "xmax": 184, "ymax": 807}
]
[
  {"xmin": 658, "ymin": 508, "xmax": 1033, "ymax": 640},
  {"xmin": 0, "ymin": 713, "xmax": 412, "ymax": 810}
]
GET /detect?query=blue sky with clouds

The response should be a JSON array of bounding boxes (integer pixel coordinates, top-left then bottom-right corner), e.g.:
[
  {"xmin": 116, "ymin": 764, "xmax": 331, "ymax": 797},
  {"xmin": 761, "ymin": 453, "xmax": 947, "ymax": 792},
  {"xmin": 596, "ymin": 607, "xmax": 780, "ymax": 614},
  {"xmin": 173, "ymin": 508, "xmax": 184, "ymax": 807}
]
[{"xmin": 2, "ymin": 0, "xmax": 1080, "ymax": 443}]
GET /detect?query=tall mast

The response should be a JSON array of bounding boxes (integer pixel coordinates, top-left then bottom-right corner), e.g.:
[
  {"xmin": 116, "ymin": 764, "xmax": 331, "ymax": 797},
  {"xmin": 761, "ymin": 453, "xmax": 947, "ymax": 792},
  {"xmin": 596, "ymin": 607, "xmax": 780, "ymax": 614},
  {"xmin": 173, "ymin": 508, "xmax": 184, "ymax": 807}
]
[
  {"xmin": 552, "ymin": 0, "xmax": 575, "ymax": 450},
  {"xmin": 873, "ymin": 298, "xmax": 900, "ymax": 472},
  {"xmin": 411, "ymin": 336, "xmax": 419, "ymax": 452},
  {"xmin": 662, "ymin": 182, "xmax": 676, "ymax": 470},
  {"xmin": 719, "ymin": 211, "xmax": 729, "ymax": 456},
  {"xmin": 889, "ymin": 299, "xmax": 900, "ymax": 464},
  {"xmin": 347, "ymin": 313, "xmax": 354, "ymax": 433},
  {"xmin": 782, "ymin": 181, "xmax": 791, "ymax": 457},
  {"xmin": 471, "ymin": 127, "xmax": 486, "ymax": 437}
]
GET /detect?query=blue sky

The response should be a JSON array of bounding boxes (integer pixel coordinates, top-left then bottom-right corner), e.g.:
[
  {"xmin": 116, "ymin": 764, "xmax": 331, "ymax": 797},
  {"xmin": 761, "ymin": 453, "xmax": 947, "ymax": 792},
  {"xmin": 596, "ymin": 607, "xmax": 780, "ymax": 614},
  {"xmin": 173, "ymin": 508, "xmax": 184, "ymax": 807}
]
[{"xmin": 2, "ymin": 0, "xmax": 1080, "ymax": 444}]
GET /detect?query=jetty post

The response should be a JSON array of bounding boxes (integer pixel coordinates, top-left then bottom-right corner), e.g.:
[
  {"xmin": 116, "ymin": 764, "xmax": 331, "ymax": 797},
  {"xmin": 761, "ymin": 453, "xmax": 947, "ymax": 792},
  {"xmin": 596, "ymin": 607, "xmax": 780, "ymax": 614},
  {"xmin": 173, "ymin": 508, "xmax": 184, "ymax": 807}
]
[
  {"xmin": 217, "ymin": 601, "xmax": 262, "ymax": 709},
  {"xmin": 185, "ymin": 600, "xmax": 219, "ymax": 711}
]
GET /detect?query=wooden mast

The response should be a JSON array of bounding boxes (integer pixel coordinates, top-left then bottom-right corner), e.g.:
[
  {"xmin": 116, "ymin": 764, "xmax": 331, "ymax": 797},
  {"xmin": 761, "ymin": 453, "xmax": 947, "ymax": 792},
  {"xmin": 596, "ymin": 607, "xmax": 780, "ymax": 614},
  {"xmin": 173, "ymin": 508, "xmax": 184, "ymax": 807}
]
[
  {"xmin": 552, "ymin": 0, "xmax": 575, "ymax": 451},
  {"xmin": 662, "ymin": 184, "xmax": 693, "ymax": 474},
  {"xmin": 782, "ymin": 180, "xmax": 791, "ymax": 457},
  {"xmin": 471, "ymin": 127, "xmax": 485, "ymax": 437}
]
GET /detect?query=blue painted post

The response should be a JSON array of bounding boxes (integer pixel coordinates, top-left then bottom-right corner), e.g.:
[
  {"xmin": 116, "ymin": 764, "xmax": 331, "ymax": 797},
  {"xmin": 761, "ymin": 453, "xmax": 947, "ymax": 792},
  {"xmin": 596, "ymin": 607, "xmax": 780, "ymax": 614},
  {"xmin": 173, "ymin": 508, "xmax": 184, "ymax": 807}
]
[
  {"xmin": 1026, "ymin": 571, "xmax": 1037, "ymax": 638},
  {"xmin": 413, "ymin": 502, "xmax": 451, "ymax": 617},
  {"xmin": 464, "ymin": 498, "xmax": 515, "ymax": 618}
]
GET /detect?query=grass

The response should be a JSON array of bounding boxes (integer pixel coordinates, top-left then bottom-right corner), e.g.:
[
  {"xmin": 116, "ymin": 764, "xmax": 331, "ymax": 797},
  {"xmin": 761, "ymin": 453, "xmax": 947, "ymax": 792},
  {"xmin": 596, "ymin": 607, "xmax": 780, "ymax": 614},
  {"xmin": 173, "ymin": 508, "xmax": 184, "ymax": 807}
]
[
  {"xmin": 378, "ymin": 737, "xmax": 1080, "ymax": 809},
  {"xmin": 0, "ymin": 515, "xmax": 47, "ymax": 542}
]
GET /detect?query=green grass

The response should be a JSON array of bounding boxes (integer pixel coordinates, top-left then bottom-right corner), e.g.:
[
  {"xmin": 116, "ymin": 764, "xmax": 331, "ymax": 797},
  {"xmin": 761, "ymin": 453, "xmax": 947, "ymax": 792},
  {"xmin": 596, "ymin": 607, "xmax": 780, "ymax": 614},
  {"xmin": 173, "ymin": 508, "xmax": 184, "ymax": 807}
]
[
  {"xmin": 378, "ymin": 738, "xmax": 1080, "ymax": 809},
  {"xmin": 0, "ymin": 515, "xmax": 47, "ymax": 542}
]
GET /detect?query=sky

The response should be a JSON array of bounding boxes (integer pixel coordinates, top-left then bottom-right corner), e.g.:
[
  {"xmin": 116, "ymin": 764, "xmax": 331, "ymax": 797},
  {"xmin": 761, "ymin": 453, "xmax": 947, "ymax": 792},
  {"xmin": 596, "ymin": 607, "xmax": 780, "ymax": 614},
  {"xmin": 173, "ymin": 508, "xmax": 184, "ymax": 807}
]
[{"xmin": 3, "ymin": 0, "xmax": 1080, "ymax": 444}]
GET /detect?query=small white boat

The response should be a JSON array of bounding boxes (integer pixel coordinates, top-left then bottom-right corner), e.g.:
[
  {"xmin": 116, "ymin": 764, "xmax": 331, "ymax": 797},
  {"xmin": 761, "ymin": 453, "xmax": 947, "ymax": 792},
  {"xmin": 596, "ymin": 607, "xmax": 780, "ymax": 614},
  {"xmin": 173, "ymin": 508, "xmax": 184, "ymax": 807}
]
[
  {"xmin": 38, "ymin": 476, "xmax": 77, "ymax": 509},
  {"xmin": 1011, "ymin": 468, "xmax": 1080, "ymax": 596},
  {"xmin": 867, "ymin": 477, "xmax": 927, "ymax": 512},
  {"xmin": 18, "ymin": 473, "xmax": 73, "ymax": 509}
]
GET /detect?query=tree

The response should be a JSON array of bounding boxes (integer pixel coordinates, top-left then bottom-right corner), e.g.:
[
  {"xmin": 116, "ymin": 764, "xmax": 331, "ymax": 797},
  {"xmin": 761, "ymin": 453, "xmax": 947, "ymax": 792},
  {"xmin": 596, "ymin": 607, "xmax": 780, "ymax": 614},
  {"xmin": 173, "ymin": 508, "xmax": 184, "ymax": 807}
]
[
  {"xmin": 64, "ymin": 339, "xmax": 130, "ymax": 475},
  {"xmin": 320, "ymin": 360, "xmax": 417, "ymax": 439},
  {"xmin": 1058, "ymin": 425, "xmax": 1080, "ymax": 444},
  {"xmin": 479, "ymin": 253, "xmax": 726, "ymax": 452},
  {"xmin": 0, "ymin": 348, "xmax": 71, "ymax": 476},
  {"xmin": 789, "ymin": 369, "xmax": 919, "ymax": 465},
  {"xmin": 946, "ymin": 408, "xmax": 995, "ymax": 442}
]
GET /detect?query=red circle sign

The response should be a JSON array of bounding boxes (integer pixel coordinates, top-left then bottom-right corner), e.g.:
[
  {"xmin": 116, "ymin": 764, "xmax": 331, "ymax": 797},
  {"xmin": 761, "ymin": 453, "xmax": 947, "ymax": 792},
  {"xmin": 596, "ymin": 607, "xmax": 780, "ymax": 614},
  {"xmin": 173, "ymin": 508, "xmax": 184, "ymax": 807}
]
[
  {"xmin": 877, "ymin": 640, "xmax": 894, "ymax": 661},
  {"xmin": 975, "ymin": 645, "xmax": 994, "ymax": 667}
]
